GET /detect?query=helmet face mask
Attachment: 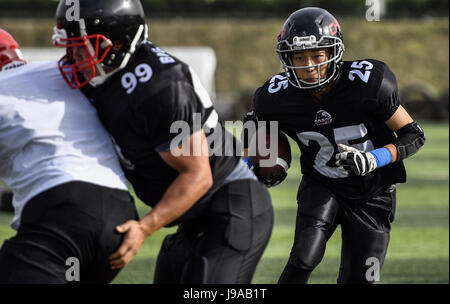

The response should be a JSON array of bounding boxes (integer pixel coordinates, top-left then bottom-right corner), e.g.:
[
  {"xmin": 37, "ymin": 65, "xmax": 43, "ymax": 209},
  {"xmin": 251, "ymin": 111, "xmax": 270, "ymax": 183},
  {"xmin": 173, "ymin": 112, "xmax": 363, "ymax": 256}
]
[
  {"xmin": 53, "ymin": 0, "xmax": 147, "ymax": 89},
  {"xmin": 276, "ymin": 7, "xmax": 345, "ymax": 93},
  {"xmin": 54, "ymin": 23, "xmax": 114, "ymax": 89}
]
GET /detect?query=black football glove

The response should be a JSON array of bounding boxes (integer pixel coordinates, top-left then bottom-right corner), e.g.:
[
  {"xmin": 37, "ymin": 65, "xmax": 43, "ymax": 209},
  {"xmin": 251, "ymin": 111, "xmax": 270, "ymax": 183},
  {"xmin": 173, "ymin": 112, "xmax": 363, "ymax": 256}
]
[{"xmin": 335, "ymin": 144, "xmax": 377, "ymax": 177}]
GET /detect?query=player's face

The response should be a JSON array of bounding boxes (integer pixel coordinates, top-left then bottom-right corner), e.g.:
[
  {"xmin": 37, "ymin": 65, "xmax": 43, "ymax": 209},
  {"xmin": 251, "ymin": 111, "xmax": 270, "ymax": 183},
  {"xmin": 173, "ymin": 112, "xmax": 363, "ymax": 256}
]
[
  {"xmin": 71, "ymin": 44, "xmax": 98, "ymax": 79},
  {"xmin": 291, "ymin": 48, "xmax": 330, "ymax": 84}
]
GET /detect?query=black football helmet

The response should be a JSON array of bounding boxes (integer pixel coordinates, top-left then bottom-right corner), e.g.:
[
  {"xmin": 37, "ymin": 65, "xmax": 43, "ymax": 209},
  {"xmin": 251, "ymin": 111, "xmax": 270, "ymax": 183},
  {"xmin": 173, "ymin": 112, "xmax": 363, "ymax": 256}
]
[
  {"xmin": 276, "ymin": 7, "xmax": 345, "ymax": 93},
  {"xmin": 53, "ymin": 0, "xmax": 147, "ymax": 88}
]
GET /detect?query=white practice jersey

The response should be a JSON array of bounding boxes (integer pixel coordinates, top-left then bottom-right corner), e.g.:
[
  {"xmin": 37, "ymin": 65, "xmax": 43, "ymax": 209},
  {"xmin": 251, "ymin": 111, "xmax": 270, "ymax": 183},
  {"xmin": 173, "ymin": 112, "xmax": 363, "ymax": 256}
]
[{"xmin": 0, "ymin": 61, "xmax": 129, "ymax": 230}]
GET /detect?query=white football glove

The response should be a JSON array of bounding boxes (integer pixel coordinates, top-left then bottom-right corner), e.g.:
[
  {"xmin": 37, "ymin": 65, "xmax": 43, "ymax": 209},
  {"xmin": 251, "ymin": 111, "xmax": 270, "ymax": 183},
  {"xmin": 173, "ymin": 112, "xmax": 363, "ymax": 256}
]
[{"xmin": 335, "ymin": 144, "xmax": 377, "ymax": 177}]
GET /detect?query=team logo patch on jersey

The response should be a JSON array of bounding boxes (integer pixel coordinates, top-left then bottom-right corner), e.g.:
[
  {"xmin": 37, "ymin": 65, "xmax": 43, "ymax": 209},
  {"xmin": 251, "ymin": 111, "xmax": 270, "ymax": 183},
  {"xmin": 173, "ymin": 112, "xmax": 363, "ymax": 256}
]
[{"xmin": 314, "ymin": 110, "xmax": 332, "ymax": 126}]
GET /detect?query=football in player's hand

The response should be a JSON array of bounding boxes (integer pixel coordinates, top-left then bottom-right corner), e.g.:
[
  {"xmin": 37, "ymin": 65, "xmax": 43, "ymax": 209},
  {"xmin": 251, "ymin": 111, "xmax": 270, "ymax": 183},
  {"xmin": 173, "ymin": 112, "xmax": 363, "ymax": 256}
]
[{"xmin": 248, "ymin": 128, "xmax": 291, "ymax": 187}]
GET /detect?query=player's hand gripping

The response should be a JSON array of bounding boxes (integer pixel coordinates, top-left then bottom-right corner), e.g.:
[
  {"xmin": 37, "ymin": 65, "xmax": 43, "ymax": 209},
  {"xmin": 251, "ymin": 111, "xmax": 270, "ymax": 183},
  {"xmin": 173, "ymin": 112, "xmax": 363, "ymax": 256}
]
[
  {"xmin": 335, "ymin": 144, "xmax": 378, "ymax": 176},
  {"xmin": 253, "ymin": 164, "xmax": 287, "ymax": 188},
  {"xmin": 109, "ymin": 220, "xmax": 151, "ymax": 269}
]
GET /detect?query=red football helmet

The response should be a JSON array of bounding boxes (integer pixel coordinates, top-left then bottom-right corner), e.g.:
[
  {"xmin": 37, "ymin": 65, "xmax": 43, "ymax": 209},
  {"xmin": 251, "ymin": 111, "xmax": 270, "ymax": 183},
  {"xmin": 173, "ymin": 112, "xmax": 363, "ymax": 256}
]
[{"xmin": 0, "ymin": 29, "xmax": 26, "ymax": 71}]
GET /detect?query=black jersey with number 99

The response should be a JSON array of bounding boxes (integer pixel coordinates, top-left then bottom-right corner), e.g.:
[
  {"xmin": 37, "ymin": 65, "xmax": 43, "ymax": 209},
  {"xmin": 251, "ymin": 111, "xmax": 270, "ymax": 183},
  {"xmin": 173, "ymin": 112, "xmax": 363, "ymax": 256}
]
[{"xmin": 82, "ymin": 41, "xmax": 240, "ymax": 224}]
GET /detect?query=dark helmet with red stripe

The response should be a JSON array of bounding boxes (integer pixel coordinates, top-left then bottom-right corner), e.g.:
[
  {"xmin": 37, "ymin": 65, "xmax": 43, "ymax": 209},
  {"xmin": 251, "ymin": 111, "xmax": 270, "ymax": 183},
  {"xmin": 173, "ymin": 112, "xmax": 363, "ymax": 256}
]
[
  {"xmin": 276, "ymin": 7, "xmax": 345, "ymax": 93},
  {"xmin": 53, "ymin": 0, "xmax": 147, "ymax": 89}
]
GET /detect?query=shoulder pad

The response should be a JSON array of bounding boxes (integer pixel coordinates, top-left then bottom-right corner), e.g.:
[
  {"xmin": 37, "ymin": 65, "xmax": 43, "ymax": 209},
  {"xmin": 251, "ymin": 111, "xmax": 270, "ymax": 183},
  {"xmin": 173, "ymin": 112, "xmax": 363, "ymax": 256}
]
[
  {"xmin": 254, "ymin": 72, "xmax": 292, "ymax": 116},
  {"xmin": 136, "ymin": 41, "xmax": 188, "ymax": 79},
  {"xmin": 128, "ymin": 41, "xmax": 191, "ymax": 95},
  {"xmin": 140, "ymin": 41, "xmax": 179, "ymax": 65},
  {"xmin": 340, "ymin": 59, "xmax": 390, "ymax": 97},
  {"xmin": 341, "ymin": 59, "xmax": 387, "ymax": 81},
  {"xmin": 263, "ymin": 72, "xmax": 290, "ymax": 94}
]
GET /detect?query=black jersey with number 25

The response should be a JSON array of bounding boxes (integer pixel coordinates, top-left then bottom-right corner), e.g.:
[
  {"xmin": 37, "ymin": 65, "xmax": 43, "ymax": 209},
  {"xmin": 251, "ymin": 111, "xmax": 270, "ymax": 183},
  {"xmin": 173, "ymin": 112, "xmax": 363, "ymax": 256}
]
[
  {"xmin": 83, "ymin": 41, "xmax": 240, "ymax": 223},
  {"xmin": 254, "ymin": 59, "xmax": 406, "ymax": 200}
]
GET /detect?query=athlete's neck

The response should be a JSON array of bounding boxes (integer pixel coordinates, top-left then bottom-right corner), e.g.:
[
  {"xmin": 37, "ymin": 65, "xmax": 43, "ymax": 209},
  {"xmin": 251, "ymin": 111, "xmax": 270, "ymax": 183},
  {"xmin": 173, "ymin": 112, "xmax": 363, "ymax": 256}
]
[{"xmin": 312, "ymin": 82, "xmax": 334, "ymax": 101}]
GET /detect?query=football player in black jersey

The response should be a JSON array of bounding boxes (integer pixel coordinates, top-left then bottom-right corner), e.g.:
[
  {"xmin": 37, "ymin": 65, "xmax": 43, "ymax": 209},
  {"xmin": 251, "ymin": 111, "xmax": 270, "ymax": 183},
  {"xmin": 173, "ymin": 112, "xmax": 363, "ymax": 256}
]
[
  {"xmin": 53, "ymin": 0, "xmax": 273, "ymax": 283},
  {"xmin": 243, "ymin": 7, "xmax": 425, "ymax": 283}
]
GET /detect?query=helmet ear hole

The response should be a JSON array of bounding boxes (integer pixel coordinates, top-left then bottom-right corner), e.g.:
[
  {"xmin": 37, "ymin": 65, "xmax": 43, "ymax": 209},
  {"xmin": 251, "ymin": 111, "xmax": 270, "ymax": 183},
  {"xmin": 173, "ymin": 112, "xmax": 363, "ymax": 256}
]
[{"xmin": 113, "ymin": 40, "xmax": 124, "ymax": 50}]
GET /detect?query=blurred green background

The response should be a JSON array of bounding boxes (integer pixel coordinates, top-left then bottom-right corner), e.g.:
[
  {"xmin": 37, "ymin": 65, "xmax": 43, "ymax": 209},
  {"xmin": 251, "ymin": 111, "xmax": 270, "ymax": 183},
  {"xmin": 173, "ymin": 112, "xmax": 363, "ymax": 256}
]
[
  {"xmin": 0, "ymin": 0, "xmax": 448, "ymax": 284},
  {"xmin": 0, "ymin": 18, "xmax": 448, "ymax": 100}
]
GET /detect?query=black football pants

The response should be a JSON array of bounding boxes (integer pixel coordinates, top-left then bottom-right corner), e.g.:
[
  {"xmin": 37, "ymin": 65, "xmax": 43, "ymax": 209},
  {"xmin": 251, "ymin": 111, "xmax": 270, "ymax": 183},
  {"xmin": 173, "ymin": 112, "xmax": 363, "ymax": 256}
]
[
  {"xmin": 0, "ymin": 182, "xmax": 138, "ymax": 284},
  {"xmin": 153, "ymin": 178, "xmax": 274, "ymax": 284},
  {"xmin": 278, "ymin": 177, "xmax": 396, "ymax": 284}
]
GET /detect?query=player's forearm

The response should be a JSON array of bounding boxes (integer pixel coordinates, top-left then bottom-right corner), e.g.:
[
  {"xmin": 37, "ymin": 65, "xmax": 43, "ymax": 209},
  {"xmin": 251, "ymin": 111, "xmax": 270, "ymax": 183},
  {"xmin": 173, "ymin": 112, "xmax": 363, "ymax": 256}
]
[
  {"xmin": 384, "ymin": 144, "xmax": 397, "ymax": 163},
  {"xmin": 372, "ymin": 122, "xmax": 425, "ymax": 168},
  {"xmin": 384, "ymin": 106, "xmax": 425, "ymax": 163},
  {"xmin": 390, "ymin": 121, "xmax": 426, "ymax": 162},
  {"xmin": 139, "ymin": 170, "xmax": 213, "ymax": 236}
]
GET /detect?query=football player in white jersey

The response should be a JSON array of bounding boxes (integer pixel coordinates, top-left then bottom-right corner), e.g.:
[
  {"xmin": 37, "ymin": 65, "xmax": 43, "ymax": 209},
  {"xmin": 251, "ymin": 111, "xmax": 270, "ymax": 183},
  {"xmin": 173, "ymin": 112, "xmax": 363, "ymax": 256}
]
[
  {"xmin": 0, "ymin": 29, "xmax": 139, "ymax": 283},
  {"xmin": 0, "ymin": 29, "xmax": 24, "ymax": 212}
]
